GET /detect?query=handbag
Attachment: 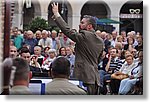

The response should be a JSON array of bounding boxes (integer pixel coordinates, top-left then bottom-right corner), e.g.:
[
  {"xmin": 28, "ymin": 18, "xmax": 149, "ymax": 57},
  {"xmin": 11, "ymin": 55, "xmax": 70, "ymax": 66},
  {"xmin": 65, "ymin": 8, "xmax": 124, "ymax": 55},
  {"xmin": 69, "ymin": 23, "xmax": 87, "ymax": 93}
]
[{"xmin": 111, "ymin": 72, "xmax": 129, "ymax": 80}]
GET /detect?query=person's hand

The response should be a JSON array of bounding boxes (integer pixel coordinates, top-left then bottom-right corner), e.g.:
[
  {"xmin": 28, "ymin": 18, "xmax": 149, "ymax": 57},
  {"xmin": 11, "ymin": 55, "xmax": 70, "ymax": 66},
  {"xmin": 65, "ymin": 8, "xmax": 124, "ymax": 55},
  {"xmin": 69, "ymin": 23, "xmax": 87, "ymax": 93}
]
[
  {"xmin": 108, "ymin": 55, "xmax": 112, "ymax": 61},
  {"xmin": 129, "ymin": 75, "xmax": 134, "ymax": 79},
  {"xmin": 115, "ymin": 71, "xmax": 121, "ymax": 75},
  {"xmin": 32, "ymin": 56, "xmax": 38, "ymax": 63},
  {"xmin": 51, "ymin": 2, "xmax": 59, "ymax": 15}
]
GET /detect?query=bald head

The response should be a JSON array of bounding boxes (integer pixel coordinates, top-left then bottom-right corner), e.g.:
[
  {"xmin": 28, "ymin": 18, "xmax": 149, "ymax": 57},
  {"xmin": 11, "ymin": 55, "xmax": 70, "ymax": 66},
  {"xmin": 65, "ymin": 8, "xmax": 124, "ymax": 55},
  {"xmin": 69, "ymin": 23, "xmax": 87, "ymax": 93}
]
[
  {"xmin": 27, "ymin": 30, "xmax": 34, "ymax": 39},
  {"xmin": 112, "ymin": 31, "xmax": 117, "ymax": 39},
  {"xmin": 95, "ymin": 30, "xmax": 101, "ymax": 37},
  {"xmin": 35, "ymin": 30, "xmax": 42, "ymax": 39},
  {"xmin": 51, "ymin": 30, "xmax": 57, "ymax": 38},
  {"xmin": 100, "ymin": 31, "xmax": 107, "ymax": 40},
  {"xmin": 42, "ymin": 30, "xmax": 48, "ymax": 39}
]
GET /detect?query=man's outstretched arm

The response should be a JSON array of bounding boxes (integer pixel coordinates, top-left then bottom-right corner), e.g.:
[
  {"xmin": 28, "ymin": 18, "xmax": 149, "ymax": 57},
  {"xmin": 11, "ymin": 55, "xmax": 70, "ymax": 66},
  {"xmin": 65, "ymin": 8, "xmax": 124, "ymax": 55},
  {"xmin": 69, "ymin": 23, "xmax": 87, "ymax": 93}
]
[{"xmin": 51, "ymin": 2, "xmax": 85, "ymax": 43}]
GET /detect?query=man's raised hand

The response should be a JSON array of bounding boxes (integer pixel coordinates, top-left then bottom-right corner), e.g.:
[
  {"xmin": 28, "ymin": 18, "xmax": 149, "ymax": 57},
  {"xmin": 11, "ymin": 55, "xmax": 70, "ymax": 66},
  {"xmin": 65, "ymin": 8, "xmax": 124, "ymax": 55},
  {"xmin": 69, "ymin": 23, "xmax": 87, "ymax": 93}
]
[{"xmin": 51, "ymin": 2, "xmax": 59, "ymax": 15}]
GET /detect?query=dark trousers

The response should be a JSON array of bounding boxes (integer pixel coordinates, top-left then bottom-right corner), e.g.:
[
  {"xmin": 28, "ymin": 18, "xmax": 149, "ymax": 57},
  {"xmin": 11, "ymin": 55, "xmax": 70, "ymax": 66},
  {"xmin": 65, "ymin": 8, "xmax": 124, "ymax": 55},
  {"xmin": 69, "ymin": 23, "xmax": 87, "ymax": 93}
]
[
  {"xmin": 110, "ymin": 79, "xmax": 121, "ymax": 94},
  {"xmin": 83, "ymin": 83, "xmax": 99, "ymax": 95}
]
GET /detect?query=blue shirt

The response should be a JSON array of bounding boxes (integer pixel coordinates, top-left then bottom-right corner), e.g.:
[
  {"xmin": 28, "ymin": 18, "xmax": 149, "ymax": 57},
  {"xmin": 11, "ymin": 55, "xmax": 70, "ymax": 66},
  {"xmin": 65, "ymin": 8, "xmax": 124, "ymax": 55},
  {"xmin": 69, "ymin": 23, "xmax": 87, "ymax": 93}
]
[
  {"xmin": 52, "ymin": 39, "xmax": 57, "ymax": 49},
  {"xmin": 24, "ymin": 38, "xmax": 38, "ymax": 54}
]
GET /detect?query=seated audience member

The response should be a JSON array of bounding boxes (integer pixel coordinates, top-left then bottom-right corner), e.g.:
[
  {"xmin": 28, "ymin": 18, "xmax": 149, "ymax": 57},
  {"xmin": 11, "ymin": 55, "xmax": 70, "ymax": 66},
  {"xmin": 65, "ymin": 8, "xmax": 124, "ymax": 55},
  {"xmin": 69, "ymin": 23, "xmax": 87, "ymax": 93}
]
[
  {"xmin": 57, "ymin": 47, "xmax": 66, "ymax": 57},
  {"xmin": 65, "ymin": 46, "xmax": 75, "ymax": 78},
  {"xmin": 97, "ymin": 31, "xmax": 111, "ymax": 53},
  {"xmin": 32, "ymin": 46, "xmax": 44, "ymax": 66},
  {"xmin": 38, "ymin": 30, "xmax": 52, "ymax": 49},
  {"xmin": 10, "ymin": 39, "xmax": 14, "ymax": 46},
  {"xmin": 9, "ymin": 58, "xmax": 32, "ymax": 95},
  {"xmin": 98, "ymin": 51, "xmax": 109, "ymax": 95},
  {"xmin": 105, "ymin": 45, "xmax": 114, "ymax": 58},
  {"xmin": 135, "ymin": 35, "xmax": 143, "ymax": 51},
  {"xmin": 110, "ymin": 54, "xmax": 136, "ymax": 94},
  {"xmin": 45, "ymin": 57, "xmax": 87, "ymax": 95},
  {"xmin": 11, "ymin": 27, "xmax": 24, "ymax": 50},
  {"xmin": 101, "ymin": 48, "xmax": 123, "ymax": 94},
  {"xmin": 9, "ymin": 46, "xmax": 18, "ymax": 58},
  {"xmin": 30, "ymin": 55, "xmax": 41, "ymax": 68},
  {"xmin": 20, "ymin": 47, "xmax": 31, "ymax": 64},
  {"xmin": 59, "ymin": 34, "xmax": 75, "ymax": 47},
  {"xmin": 118, "ymin": 51, "xmax": 143, "ymax": 95},
  {"xmin": 50, "ymin": 30, "xmax": 61, "ymax": 51},
  {"xmin": 23, "ymin": 30, "xmax": 38, "ymax": 54},
  {"xmin": 131, "ymin": 48, "xmax": 138, "ymax": 59},
  {"xmin": 124, "ymin": 37, "xmax": 135, "ymax": 52},
  {"xmin": 120, "ymin": 31, "xmax": 127, "ymax": 45},
  {"xmin": 42, "ymin": 47, "xmax": 50, "ymax": 58},
  {"xmin": 20, "ymin": 47, "xmax": 43, "ymax": 76},
  {"xmin": 42, "ymin": 49, "xmax": 57, "ymax": 70},
  {"xmin": 110, "ymin": 31, "xmax": 118, "ymax": 47},
  {"xmin": 115, "ymin": 42, "xmax": 123, "ymax": 51},
  {"xmin": 35, "ymin": 30, "xmax": 42, "ymax": 43},
  {"xmin": 105, "ymin": 48, "xmax": 123, "ymax": 77}
]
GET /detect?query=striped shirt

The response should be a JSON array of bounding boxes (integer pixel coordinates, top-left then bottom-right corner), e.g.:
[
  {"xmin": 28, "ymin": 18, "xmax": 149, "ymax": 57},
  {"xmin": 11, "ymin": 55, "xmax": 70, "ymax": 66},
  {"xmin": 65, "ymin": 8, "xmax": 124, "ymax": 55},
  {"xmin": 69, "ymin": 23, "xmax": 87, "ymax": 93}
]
[{"xmin": 109, "ymin": 57, "xmax": 123, "ymax": 73}]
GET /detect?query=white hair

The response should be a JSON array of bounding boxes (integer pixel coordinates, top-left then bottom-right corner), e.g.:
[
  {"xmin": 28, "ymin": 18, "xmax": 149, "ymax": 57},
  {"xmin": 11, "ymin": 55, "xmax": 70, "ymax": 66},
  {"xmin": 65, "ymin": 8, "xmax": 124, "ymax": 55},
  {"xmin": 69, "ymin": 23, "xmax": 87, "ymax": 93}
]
[
  {"xmin": 27, "ymin": 30, "xmax": 33, "ymax": 34},
  {"xmin": 42, "ymin": 30, "xmax": 48, "ymax": 35},
  {"xmin": 131, "ymin": 31, "xmax": 136, "ymax": 35},
  {"xmin": 51, "ymin": 30, "xmax": 57, "ymax": 34},
  {"xmin": 49, "ymin": 49, "xmax": 57, "ymax": 55}
]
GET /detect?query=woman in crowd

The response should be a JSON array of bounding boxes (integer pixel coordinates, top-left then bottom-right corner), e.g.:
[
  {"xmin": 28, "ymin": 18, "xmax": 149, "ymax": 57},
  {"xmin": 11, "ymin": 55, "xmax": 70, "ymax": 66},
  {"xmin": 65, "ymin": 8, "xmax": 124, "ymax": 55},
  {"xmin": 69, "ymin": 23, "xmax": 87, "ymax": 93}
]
[
  {"xmin": 118, "ymin": 51, "xmax": 143, "ymax": 95},
  {"xmin": 110, "ymin": 54, "xmax": 136, "ymax": 94}
]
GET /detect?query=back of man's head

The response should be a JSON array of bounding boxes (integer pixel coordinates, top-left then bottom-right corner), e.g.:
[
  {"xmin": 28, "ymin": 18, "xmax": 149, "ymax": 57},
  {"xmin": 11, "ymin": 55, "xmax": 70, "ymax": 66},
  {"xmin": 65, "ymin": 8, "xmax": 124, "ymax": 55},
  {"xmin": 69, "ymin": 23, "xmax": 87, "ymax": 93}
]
[
  {"xmin": 13, "ymin": 58, "xmax": 30, "ymax": 82},
  {"xmin": 51, "ymin": 57, "xmax": 70, "ymax": 78}
]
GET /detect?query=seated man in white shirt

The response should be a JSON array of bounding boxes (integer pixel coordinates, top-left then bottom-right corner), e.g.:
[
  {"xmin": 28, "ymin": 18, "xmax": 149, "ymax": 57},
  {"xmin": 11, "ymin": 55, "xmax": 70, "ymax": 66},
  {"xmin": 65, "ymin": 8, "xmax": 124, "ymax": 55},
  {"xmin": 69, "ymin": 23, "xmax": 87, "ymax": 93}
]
[{"xmin": 38, "ymin": 30, "xmax": 52, "ymax": 49}]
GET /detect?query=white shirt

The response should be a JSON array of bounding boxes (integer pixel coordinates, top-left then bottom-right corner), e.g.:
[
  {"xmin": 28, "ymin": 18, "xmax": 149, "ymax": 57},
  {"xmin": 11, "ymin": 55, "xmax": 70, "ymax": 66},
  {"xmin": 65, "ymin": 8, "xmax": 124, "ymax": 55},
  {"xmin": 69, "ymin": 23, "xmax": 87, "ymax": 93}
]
[{"xmin": 38, "ymin": 38, "xmax": 52, "ymax": 48}]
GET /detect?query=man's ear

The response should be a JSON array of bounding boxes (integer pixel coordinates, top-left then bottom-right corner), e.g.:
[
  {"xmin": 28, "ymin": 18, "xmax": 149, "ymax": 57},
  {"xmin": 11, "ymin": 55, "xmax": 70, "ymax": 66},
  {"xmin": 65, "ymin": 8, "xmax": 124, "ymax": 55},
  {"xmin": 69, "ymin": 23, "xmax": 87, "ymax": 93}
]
[
  {"xmin": 28, "ymin": 71, "xmax": 32, "ymax": 80},
  {"xmin": 87, "ymin": 24, "xmax": 92, "ymax": 30}
]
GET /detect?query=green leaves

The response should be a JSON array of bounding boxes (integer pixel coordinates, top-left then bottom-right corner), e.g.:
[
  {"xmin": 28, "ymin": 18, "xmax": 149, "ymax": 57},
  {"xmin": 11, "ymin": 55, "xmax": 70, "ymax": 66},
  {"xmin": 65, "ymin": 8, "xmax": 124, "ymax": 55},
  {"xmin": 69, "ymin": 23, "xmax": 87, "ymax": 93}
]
[{"xmin": 24, "ymin": 17, "xmax": 51, "ymax": 33}]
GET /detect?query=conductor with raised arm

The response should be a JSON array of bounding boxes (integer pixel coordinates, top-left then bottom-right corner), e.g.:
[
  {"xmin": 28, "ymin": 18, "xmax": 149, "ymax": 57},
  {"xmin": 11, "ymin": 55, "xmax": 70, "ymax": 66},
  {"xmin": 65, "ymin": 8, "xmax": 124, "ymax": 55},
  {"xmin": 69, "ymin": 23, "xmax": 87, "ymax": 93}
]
[{"xmin": 51, "ymin": 3, "xmax": 104, "ymax": 95}]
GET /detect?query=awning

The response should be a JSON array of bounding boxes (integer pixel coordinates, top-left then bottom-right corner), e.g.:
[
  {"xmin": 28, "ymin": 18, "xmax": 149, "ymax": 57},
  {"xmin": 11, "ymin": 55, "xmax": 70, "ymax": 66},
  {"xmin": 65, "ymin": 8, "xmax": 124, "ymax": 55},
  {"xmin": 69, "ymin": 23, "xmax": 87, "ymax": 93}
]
[{"xmin": 96, "ymin": 18, "xmax": 123, "ymax": 25}]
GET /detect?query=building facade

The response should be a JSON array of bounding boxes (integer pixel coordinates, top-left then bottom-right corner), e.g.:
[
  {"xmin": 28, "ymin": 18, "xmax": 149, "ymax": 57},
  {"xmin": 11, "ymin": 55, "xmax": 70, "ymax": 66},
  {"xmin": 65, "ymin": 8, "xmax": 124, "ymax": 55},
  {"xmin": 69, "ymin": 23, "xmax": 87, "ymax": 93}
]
[{"xmin": 12, "ymin": 0, "xmax": 143, "ymax": 33}]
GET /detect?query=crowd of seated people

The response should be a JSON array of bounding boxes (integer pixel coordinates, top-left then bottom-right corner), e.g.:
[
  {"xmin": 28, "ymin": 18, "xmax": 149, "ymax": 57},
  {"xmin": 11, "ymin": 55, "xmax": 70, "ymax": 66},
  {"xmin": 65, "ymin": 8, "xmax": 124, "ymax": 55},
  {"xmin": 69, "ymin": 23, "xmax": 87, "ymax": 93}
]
[
  {"xmin": 9, "ymin": 27, "xmax": 76, "ymax": 78},
  {"xmin": 1, "ymin": 27, "xmax": 143, "ymax": 95},
  {"xmin": 96, "ymin": 30, "xmax": 143, "ymax": 95}
]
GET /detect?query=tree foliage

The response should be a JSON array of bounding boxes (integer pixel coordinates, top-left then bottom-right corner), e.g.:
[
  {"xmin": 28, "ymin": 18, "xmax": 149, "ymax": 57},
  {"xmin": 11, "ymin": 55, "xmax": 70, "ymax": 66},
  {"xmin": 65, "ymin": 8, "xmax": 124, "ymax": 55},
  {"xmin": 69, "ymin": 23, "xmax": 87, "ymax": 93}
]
[{"xmin": 24, "ymin": 17, "xmax": 51, "ymax": 33}]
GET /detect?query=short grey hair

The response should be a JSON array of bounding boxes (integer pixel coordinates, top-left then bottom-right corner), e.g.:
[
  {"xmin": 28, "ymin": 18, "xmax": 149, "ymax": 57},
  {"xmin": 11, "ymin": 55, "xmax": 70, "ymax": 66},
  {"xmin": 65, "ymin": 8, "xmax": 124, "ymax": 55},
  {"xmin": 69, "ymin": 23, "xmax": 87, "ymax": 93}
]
[
  {"xmin": 13, "ymin": 58, "xmax": 30, "ymax": 81},
  {"xmin": 42, "ymin": 30, "xmax": 48, "ymax": 35}
]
